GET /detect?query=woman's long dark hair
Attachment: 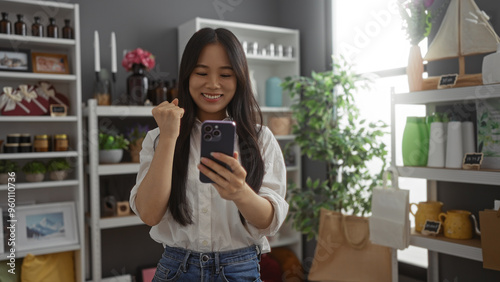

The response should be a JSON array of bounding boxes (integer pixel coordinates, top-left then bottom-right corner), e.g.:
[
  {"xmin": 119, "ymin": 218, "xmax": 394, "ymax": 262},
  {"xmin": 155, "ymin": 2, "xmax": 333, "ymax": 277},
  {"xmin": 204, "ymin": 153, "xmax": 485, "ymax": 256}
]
[{"xmin": 170, "ymin": 27, "xmax": 264, "ymax": 226}]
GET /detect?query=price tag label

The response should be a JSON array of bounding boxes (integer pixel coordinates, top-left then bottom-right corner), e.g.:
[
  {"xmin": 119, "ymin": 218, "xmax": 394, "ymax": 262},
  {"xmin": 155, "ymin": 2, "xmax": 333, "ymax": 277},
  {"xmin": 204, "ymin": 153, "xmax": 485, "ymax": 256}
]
[
  {"xmin": 50, "ymin": 104, "xmax": 67, "ymax": 117},
  {"xmin": 438, "ymin": 74, "xmax": 458, "ymax": 89},
  {"xmin": 421, "ymin": 220, "xmax": 441, "ymax": 236},
  {"xmin": 462, "ymin": 153, "xmax": 483, "ymax": 170}
]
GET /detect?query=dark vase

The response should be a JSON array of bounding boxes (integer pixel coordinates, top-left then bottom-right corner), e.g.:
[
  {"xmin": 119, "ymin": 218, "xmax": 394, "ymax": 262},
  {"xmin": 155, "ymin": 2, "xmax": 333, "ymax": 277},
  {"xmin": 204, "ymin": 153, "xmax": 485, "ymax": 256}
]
[
  {"xmin": 62, "ymin": 19, "xmax": 73, "ymax": 39},
  {"xmin": 127, "ymin": 64, "xmax": 149, "ymax": 105},
  {"xmin": 15, "ymin": 14, "xmax": 26, "ymax": 36},
  {"xmin": 47, "ymin": 17, "xmax": 58, "ymax": 38}
]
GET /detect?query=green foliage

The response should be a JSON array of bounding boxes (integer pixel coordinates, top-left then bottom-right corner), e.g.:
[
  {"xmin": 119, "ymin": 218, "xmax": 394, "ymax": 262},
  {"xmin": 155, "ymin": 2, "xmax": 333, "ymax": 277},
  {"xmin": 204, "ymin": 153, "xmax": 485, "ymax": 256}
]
[
  {"xmin": 22, "ymin": 160, "xmax": 47, "ymax": 174},
  {"xmin": 0, "ymin": 160, "xmax": 19, "ymax": 173},
  {"xmin": 99, "ymin": 132, "xmax": 130, "ymax": 150},
  {"xmin": 46, "ymin": 158, "xmax": 71, "ymax": 172},
  {"xmin": 398, "ymin": 0, "xmax": 433, "ymax": 45},
  {"xmin": 282, "ymin": 56, "xmax": 388, "ymax": 240}
]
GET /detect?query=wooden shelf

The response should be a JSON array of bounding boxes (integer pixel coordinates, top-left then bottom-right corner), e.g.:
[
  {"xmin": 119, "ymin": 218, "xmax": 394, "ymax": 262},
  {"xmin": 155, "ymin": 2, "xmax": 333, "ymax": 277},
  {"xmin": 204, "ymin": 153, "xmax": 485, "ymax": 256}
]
[
  {"xmin": 410, "ymin": 229, "xmax": 482, "ymax": 261},
  {"xmin": 0, "ymin": 71, "xmax": 77, "ymax": 81},
  {"xmin": 99, "ymin": 215, "xmax": 144, "ymax": 229},
  {"xmin": 0, "ymin": 244, "xmax": 81, "ymax": 260},
  {"xmin": 0, "ymin": 151, "xmax": 78, "ymax": 160},
  {"xmin": 396, "ymin": 166, "xmax": 500, "ymax": 186},
  {"xmin": 0, "ymin": 116, "xmax": 78, "ymax": 122},
  {"xmin": 393, "ymin": 83, "xmax": 500, "ymax": 104},
  {"xmin": 0, "ymin": 179, "xmax": 79, "ymax": 190}
]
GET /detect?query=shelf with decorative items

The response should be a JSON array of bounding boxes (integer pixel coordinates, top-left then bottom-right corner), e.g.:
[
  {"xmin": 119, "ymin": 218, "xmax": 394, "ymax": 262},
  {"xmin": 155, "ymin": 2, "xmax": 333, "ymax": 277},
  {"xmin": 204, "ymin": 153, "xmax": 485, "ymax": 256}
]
[
  {"xmin": 0, "ymin": 1, "xmax": 84, "ymax": 281},
  {"xmin": 178, "ymin": 17, "xmax": 302, "ymax": 262},
  {"xmin": 391, "ymin": 82, "xmax": 500, "ymax": 280}
]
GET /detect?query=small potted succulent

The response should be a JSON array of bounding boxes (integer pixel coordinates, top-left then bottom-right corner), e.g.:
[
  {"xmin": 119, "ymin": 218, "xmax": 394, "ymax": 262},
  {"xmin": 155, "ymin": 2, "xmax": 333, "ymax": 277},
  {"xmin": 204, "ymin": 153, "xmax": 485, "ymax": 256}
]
[
  {"xmin": 0, "ymin": 160, "xmax": 19, "ymax": 184},
  {"xmin": 99, "ymin": 132, "xmax": 130, "ymax": 164},
  {"xmin": 22, "ymin": 160, "xmax": 47, "ymax": 182},
  {"xmin": 47, "ymin": 158, "xmax": 71, "ymax": 181},
  {"xmin": 126, "ymin": 123, "xmax": 149, "ymax": 163}
]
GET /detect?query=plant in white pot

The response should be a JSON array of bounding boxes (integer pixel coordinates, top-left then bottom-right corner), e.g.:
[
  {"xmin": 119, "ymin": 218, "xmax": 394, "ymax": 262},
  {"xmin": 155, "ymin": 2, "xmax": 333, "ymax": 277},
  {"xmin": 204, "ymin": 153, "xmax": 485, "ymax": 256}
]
[
  {"xmin": 22, "ymin": 160, "xmax": 47, "ymax": 182},
  {"xmin": 47, "ymin": 158, "xmax": 71, "ymax": 181},
  {"xmin": 99, "ymin": 132, "xmax": 129, "ymax": 164},
  {"xmin": 282, "ymin": 57, "xmax": 389, "ymax": 240},
  {"xmin": 0, "ymin": 160, "xmax": 19, "ymax": 184}
]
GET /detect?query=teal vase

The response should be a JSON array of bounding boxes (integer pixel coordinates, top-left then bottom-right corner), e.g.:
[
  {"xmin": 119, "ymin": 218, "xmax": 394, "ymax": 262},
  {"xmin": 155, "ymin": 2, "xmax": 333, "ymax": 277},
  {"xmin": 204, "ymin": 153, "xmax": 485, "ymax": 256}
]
[
  {"xmin": 265, "ymin": 77, "xmax": 283, "ymax": 107},
  {"xmin": 402, "ymin": 117, "xmax": 429, "ymax": 166}
]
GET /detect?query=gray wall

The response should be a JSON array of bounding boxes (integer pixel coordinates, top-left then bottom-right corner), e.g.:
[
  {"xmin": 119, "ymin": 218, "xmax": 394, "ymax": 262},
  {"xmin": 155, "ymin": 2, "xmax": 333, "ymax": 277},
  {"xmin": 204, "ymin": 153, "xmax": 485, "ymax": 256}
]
[{"xmin": 66, "ymin": 0, "xmax": 331, "ymax": 279}]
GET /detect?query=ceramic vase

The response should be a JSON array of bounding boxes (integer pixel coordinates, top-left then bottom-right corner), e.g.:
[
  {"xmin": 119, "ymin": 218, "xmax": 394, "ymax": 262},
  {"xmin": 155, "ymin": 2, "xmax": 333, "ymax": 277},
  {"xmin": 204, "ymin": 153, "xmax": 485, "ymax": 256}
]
[
  {"xmin": 265, "ymin": 77, "xmax": 283, "ymax": 107},
  {"xmin": 445, "ymin": 121, "xmax": 463, "ymax": 168},
  {"xmin": 129, "ymin": 138, "xmax": 144, "ymax": 163},
  {"xmin": 407, "ymin": 45, "xmax": 424, "ymax": 92},
  {"xmin": 482, "ymin": 43, "xmax": 500, "ymax": 85},
  {"xmin": 427, "ymin": 122, "xmax": 446, "ymax": 167}
]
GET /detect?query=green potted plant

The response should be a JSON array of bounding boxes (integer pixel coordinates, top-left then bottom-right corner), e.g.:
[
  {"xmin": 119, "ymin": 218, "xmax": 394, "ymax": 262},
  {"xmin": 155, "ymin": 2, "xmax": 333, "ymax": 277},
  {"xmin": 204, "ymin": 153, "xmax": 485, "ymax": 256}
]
[
  {"xmin": 47, "ymin": 158, "xmax": 71, "ymax": 181},
  {"xmin": 22, "ymin": 160, "xmax": 47, "ymax": 182},
  {"xmin": 282, "ymin": 56, "xmax": 389, "ymax": 240},
  {"xmin": 0, "ymin": 160, "xmax": 19, "ymax": 184},
  {"xmin": 98, "ymin": 132, "xmax": 130, "ymax": 164},
  {"xmin": 126, "ymin": 123, "xmax": 149, "ymax": 163}
]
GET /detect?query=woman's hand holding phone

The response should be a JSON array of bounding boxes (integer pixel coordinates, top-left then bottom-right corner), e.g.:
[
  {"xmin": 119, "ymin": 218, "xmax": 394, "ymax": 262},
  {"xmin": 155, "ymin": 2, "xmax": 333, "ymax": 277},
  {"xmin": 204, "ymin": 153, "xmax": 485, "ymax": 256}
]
[
  {"xmin": 152, "ymin": 98, "xmax": 184, "ymax": 139},
  {"xmin": 198, "ymin": 152, "xmax": 251, "ymax": 202}
]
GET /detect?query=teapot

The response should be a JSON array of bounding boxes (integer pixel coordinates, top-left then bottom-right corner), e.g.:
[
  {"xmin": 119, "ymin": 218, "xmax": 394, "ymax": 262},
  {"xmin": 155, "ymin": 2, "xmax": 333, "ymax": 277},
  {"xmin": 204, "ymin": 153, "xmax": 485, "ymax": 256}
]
[
  {"xmin": 410, "ymin": 201, "xmax": 444, "ymax": 233},
  {"xmin": 439, "ymin": 210, "xmax": 481, "ymax": 239}
]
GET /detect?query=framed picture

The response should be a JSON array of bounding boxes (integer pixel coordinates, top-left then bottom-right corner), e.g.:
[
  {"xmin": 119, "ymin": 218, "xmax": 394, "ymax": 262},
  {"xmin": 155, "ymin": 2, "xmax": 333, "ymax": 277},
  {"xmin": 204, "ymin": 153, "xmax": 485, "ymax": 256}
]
[
  {"xmin": 16, "ymin": 202, "xmax": 78, "ymax": 252},
  {"xmin": 31, "ymin": 52, "xmax": 70, "ymax": 74},
  {"xmin": 0, "ymin": 48, "xmax": 32, "ymax": 72}
]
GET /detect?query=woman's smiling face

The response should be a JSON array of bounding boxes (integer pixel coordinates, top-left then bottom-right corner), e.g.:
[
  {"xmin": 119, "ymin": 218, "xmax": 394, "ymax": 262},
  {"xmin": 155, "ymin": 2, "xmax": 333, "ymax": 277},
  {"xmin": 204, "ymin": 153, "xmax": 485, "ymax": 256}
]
[{"xmin": 189, "ymin": 42, "xmax": 237, "ymax": 122}]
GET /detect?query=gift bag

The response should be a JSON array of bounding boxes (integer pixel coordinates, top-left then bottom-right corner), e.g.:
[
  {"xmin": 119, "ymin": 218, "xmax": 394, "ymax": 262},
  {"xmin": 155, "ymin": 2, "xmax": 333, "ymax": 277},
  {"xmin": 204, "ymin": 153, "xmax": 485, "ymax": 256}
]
[
  {"xmin": 369, "ymin": 167, "xmax": 410, "ymax": 250},
  {"xmin": 308, "ymin": 208, "xmax": 392, "ymax": 282},
  {"xmin": 479, "ymin": 208, "xmax": 500, "ymax": 271}
]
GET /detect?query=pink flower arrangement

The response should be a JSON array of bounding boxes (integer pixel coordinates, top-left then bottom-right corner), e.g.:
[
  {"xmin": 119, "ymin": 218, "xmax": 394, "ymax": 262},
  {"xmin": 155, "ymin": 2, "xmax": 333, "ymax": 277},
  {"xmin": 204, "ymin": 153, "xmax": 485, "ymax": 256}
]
[{"xmin": 122, "ymin": 48, "xmax": 155, "ymax": 71}]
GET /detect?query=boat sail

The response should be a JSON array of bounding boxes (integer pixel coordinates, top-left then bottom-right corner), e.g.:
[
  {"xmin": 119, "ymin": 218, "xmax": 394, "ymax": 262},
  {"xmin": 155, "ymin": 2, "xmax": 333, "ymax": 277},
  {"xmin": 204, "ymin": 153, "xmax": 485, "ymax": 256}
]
[{"xmin": 422, "ymin": 0, "xmax": 500, "ymax": 88}]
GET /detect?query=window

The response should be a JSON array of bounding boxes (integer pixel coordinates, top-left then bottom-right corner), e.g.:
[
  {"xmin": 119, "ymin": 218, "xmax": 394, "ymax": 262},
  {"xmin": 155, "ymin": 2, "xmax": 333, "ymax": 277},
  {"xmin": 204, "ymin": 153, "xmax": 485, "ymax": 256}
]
[{"xmin": 332, "ymin": 0, "xmax": 428, "ymax": 268}]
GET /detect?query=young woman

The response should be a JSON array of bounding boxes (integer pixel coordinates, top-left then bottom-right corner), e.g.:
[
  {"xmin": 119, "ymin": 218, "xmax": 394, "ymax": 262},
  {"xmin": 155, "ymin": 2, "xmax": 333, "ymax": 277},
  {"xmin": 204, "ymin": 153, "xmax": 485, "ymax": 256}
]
[{"xmin": 129, "ymin": 28, "xmax": 288, "ymax": 281}]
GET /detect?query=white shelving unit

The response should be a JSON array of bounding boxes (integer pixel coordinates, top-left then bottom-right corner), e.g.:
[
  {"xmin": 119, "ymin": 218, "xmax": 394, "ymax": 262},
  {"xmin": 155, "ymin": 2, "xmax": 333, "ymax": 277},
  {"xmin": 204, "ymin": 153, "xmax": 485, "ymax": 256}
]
[
  {"xmin": 178, "ymin": 17, "xmax": 302, "ymax": 261},
  {"xmin": 84, "ymin": 99, "xmax": 152, "ymax": 282},
  {"xmin": 0, "ymin": 0, "xmax": 84, "ymax": 281},
  {"xmin": 391, "ymin": 84, "xmax": 500, "ymax": 281}
]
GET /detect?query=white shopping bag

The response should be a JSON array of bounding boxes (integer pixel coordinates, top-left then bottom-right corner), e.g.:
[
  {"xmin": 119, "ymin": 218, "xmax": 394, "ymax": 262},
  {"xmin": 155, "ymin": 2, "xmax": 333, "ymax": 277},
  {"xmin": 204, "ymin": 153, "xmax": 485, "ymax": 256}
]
[{"xmin": 369, "ymin": 167, "xmax": 410, "ymax": 250}]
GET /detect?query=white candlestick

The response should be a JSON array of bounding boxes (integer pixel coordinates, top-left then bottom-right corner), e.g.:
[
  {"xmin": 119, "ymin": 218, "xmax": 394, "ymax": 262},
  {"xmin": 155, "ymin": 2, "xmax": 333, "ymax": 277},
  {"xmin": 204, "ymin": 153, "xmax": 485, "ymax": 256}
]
[
  {"xmin": 94, "ymin": 30, "xmax": 100, "ymax": 73},
  {"xmin": 111, "ymin": 31, "xmax": 117, "ymax": 73}
]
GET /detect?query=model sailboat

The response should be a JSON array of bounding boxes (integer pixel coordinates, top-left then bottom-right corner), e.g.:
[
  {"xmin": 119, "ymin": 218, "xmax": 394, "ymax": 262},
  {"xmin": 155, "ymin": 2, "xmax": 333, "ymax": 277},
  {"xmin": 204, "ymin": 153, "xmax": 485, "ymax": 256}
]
[{"xmin": 422, "ymin": 0, "xmax": 500, "ymax": 89}]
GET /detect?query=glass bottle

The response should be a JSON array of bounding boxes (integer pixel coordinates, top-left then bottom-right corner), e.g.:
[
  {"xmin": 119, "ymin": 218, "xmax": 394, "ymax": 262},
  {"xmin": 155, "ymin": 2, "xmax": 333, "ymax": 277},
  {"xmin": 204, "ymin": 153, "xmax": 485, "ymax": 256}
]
[
  {"xmin": 47, "ymin": 17, "xmax": 58, "ymax": 38},
  {"xmin": 153, "ymin": 80, "xmax": 168, "ymax": 105},
  {"xmin": 0, "ymin": 12, "xmax": 11, "ymax": 34},
  {"xmin": 14, "ymin": 14, "xmax": 26, "ymax": 36},
  {"xmin": 126, "ymin": 64, "xmax": 148, "ymax": 105},
  {"xmin": 32, "ymin": 16, "xmax": 43, "ymax": 37},
  {"xmin": 168, "ymin": 79, "xmax": 178, "ymax": 101},
  {"xmin": 62, "ymin": 19, "xmax": 73, "ymax": 39}
]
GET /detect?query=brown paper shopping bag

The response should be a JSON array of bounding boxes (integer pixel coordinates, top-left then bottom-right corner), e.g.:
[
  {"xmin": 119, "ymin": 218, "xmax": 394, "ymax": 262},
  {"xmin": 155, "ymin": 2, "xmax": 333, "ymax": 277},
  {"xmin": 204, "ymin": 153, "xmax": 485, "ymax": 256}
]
[
  {"xmin": 308, "ymin": 208, "xmax": 392, "ymax": 282},
  {"xmin": 479, "ymin": 209, "xmax": 500, "ymax": 271}
]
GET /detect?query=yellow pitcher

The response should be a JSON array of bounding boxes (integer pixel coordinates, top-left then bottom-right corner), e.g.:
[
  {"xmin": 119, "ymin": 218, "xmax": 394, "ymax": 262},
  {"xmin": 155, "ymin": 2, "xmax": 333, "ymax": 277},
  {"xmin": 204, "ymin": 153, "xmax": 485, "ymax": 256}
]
[
  {"xmin": 439, "ymin": 210, "xmax": 479, "ymax": 240},
  {"xmin": 410, "ymin": 201, "xmax": 443, "ymax": 232}
]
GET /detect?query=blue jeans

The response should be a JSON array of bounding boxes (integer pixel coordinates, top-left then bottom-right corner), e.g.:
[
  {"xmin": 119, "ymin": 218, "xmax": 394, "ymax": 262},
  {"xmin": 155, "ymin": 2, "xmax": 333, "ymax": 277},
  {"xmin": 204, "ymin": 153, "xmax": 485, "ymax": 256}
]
[{"xmin": 152, "ymin": 244, "xmax": 262, "ymax": 282}]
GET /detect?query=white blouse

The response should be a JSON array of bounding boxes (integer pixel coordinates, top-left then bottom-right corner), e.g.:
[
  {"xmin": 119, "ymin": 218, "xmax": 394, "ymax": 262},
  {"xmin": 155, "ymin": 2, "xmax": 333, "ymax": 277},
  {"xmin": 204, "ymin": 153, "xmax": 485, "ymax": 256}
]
[{"xmin": 129, "ymin": 119, "xmax": 288, "ymax": 253}]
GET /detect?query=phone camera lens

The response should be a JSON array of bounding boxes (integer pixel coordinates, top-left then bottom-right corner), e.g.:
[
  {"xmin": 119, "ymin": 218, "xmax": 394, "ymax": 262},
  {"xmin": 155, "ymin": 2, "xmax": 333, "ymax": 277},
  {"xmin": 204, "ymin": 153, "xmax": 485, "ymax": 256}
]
[
  {"xmin": 213, "ymin": 130, "xmax": 221, "ymax": 137},
  {"xmin": 203, "ymin": 134, "xmax": 212, "ymax": 141},
  {"xmin": 204, "ymin": 125, "xmax": 213, "ymax": 133}
]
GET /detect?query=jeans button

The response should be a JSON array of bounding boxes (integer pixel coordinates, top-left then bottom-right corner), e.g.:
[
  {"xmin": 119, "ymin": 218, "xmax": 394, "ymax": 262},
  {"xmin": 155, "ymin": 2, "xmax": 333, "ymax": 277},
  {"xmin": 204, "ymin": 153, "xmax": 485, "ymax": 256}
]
[{"xmin": 202, "ymin": 254, "xmax": 210, "ymax": 262}]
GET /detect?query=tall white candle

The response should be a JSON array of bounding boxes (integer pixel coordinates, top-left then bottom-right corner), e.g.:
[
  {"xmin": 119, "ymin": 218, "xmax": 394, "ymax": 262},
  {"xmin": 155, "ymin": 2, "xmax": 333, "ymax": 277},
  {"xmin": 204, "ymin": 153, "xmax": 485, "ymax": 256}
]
[
  {"xmin": 111, "ymin": 32, "xmax": 117, "ymax": 73},
  {"xmin": 94, "ymin": 30, "xmax": 100, "ymax": 73}
]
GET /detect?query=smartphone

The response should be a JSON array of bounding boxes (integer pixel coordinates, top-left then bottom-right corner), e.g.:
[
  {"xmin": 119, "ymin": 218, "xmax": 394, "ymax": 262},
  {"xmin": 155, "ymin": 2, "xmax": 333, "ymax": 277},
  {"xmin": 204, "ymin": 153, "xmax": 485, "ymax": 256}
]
[{"xmin": 199, "ymin": 120, "xmax": 236, "ymax": 183}]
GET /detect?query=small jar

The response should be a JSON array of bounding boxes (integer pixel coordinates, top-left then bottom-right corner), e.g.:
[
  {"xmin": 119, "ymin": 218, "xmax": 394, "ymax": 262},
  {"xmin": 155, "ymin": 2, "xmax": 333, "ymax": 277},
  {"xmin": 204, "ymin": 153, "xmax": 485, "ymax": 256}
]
[
  {"xmin": 47, "ymin": 17, "xmax": 58, "ymax": 38},
  {"xmin": 14, "ymin": 14, "xmax": 26, "ymax": 36},
  {"xmin": 19, "ymin": 143, "xmax": 32, "ymax": 152},
  {"xmin": 4, "ymin": 143, "xmax": 19, "ymax": 153},
  {"xmin": 7, "ymin": 133, "xmax": 21, "ymax": 144},
  {"xmin": 54, "ymin": 134, "xmax": 69, "ymax": 151},
  {"xmin": 34, "ymin": 134, "xmax": 49, "ymax": 152},
  {"xmin": 32, "ymin": 16, "xmax": 43, "ymax": 37},
  {"xmin": 20, "ymin": 133, "xmax": 31, "ymax": 143}
]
